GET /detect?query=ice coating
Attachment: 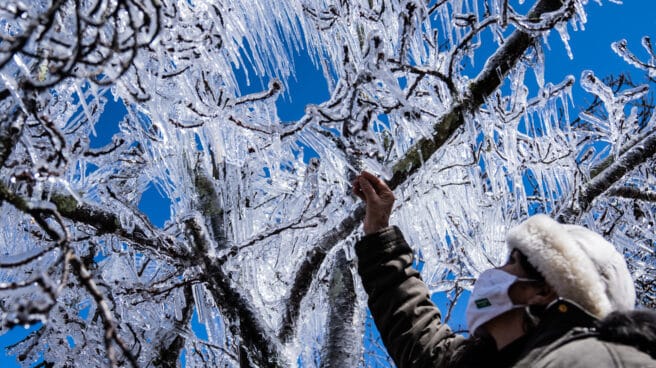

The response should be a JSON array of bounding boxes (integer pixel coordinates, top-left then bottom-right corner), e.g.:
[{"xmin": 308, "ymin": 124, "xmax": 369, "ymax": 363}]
[{"xmin": 1, "ymin": 0, "xmax": 655, "ymax": 367}]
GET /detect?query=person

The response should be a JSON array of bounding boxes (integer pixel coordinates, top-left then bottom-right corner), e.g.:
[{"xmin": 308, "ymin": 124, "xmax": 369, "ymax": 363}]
[{"xmin": 352, "ymin": 171, "xmax": 656, "ymax": 368}]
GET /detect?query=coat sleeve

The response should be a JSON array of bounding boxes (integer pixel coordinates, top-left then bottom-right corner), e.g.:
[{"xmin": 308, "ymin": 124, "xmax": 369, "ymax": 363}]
[{"xmin": 355, "ymin": 226, "xmax": 465, "ymax": 368}]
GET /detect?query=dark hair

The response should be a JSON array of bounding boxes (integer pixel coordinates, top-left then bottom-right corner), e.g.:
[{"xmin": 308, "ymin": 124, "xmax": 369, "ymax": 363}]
[
  {"xmin": 514, "ymin": 249, "xmax": 548, "ymax": 332},
  {"xmin": 515, "ymin": 249, "xmax": 545, "ymax": 282},
  {"xmin": 597, "ymin": 310, "xmax": 656, "ymax": 358}
]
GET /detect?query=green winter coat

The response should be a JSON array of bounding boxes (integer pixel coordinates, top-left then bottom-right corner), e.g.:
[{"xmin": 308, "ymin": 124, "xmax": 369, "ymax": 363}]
[{"xmin": 355, "ymin": 226, "xmax": 656, "ymax": 368}]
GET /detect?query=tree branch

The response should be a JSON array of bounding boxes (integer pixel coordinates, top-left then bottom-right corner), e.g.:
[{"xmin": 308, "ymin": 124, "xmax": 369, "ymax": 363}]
[
  {"xmin": 468, "ymin": 0, "xmax": 565, "ymax": 106},
  {"xmin": 49, "ymin": 192, "xmax": 185, "ymax": 260},
  {"xmin": 184, "ymin": 217, "xmax": 285, "ymax": 367},
  {"xmin": 607, "ymin": 187, "xmax": 656, "ymax": 203},
  {"xmin": 0, "ymin": 182, "xmax": 67, "ymax": 241},
  {"xmin": 320, "ymin": 250, "xmax": 362, "ymax": 367},
  {"xmin": 558, "ymin": 129, "xmax": 656, "ymax": 222},
  {"xmin": 192, "ymin": 165, "xmax": 229, "ymax": 250},
  {"xmin": 70, "ymin": 254, "xmax": 139, "ymax": 368}
]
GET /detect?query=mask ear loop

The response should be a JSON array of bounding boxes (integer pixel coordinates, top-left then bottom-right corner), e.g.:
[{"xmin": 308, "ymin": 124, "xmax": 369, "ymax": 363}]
[
  {"xmin": 524, "ymin": 305, "xmax": 541, "ymax": 328},
  {"xmin": 519, "ymin": 276, "xmax": 548, "ymax": 329}
]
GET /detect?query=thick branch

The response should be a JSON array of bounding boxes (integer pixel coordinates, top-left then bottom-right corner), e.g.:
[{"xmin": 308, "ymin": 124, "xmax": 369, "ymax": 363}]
[
  {"xmin": 50, "ymin": 193, "xmax": 184, "ymax": 260},
  {"xmin": 589, "ymin": 127, "xmax": 651, "ymax": 179},
  {"xmin": 184, "ymin": 218, "xmax": 284, "ymax": 367},
  {"xmin": 607, "ymin": 187, "xmax": 656, "ymax": 203},
  {"xmin": 279, "ymin": 205, "xmax": 364, "ymax": 342},
  {"xmin": 193, "ymin": 167, "xmax": 228, "ymax": 249},
  {"xmin": 320, "ymin": 250, "xmax": 361, "ymax": 367},
  {"xmin": 0, "ymin": 182, "xmax": 66, "ymax": 240},
  {"xmin": 388, "ymin": 104, "xmax": 465, "ymax": 189},
  {"xmin": 468, "ymin": 0, "xmax": 565, "ymax": 106}
]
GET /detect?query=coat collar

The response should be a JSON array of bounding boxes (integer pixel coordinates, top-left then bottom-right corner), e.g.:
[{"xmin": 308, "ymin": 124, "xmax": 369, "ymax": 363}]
[
  {"xmin": 478, "ymin": 299, "xmax": 598, "ymax": 367},
  {"xmin": 519, "ymin": 298, "xmax": 598, "ymax": 358}
]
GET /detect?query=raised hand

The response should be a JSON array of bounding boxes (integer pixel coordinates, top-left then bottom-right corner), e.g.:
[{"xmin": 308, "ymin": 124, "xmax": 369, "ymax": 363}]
[{"xmin": 352, "ymin": 171, "xmax": 396, "ymax": 235}]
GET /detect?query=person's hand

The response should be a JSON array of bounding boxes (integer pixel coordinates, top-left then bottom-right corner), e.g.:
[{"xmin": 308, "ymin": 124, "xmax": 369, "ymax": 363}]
[{"xmin": 352, "ymin": 171, "xmax": 396, "ymax": 235}]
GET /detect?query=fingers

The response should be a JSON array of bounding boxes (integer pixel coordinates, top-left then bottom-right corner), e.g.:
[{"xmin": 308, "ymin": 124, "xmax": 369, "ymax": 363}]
[
  {"xmin": 352, "ymin": 171, "xmax": 394, "ymax": 203},
  {"xmin": 358, "ymin": 175, "xmax": 377, "ymax": 201},
  {"xmin": 351, "ymin": 172, "xmax": 395, "ymax": 234},
  {"xmin": 360, "ymin": 171, "xmax": 392, "ymax": 194},
  {"xmin": 351, "ymin": 179, "xmax": 365, "ymax": 201}
]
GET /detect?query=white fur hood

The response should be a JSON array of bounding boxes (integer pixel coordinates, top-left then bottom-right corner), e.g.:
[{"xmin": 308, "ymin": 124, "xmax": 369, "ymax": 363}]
[{"xmin": 506, "ymin": 215, "xmax": 635, "ymax": 318}]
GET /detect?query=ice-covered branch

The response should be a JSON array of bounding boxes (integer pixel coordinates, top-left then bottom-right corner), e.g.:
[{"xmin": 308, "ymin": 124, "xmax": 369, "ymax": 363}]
[
  {"xmin": 389, "ymin": 61, "xmax": 457, "ymax": 98},
  {"xmin": 441, "ymin": 280, "xmax": 471, "ymax": 326},
  {"xmin": 0, "ymin": 242, "xmax": 59, "ymax": 269},
  {"xmin": 612, "ymin": 37, "xmax": 656, "ymax": 79},
  {"xmin": 184, "ymin": 217, "xmax": 285, "ymax": 367},
  {"xmin": 468, "ymin": 0, "xmax": 566, "ymax": 106},
  {"xmin": 49, "ymin": 192, "xmax": 184, "ymax": 260},
  {"xmin": 428, "ymin": 0, "xmax": 450, "ymax": 15},
  {"xmin": 278, "ymin": 204, "xmax": 365, "ymax": 343},
  {"xmin": 232, "ymin": 80, "xmax": 283, "ymax": 106},
  {"xmin": 320, "ymin": 250, "xmax": 362, "ymax": 367},
  {"xmin": 607, "ymin": 187, "xmax": 656, "ymax": 203},
  {"xmin": 70, "ymin": 255, "xmax": 139, "ymax": 368},
  {"xmin": 83, "ymin": 137, "xmax": 127, "ymax": 158},
  {"xmin": 192, "ymin": 166, "xmax": 229, "ymax": 250},
  {"xmin": 447, "ymin": 15, "xmax": 500, "ymax": 78},
  {"xmin": 0, "ymin": 248, "xmax": 71, "ymax": 329},
  {"xmin": 0, "ymin": 0, "xmax": 161, "ymax": 90},
  {"xmin": 506, "ymin": 0, "xmax": 579, "ymax": 32},
  {"xmin": 393, "ymin": 0, "xmax": 571, "ymax": 185},
  {"xmin": 558, "ymin": 129, "xmax": 656, "ymax": 222},
  {"xmin": 0, "ymin": 182, "xmax": 67, "ymax": 241},
  {"xmin": 3, "ymin": 0, "xmax": 651, "ymax": 365}
]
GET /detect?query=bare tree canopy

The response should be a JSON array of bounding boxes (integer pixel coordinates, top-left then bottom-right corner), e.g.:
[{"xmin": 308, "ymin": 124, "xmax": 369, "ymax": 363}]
[{"xmin": 1, "ymin": 0, "xmax": 655, "ymax": 366}]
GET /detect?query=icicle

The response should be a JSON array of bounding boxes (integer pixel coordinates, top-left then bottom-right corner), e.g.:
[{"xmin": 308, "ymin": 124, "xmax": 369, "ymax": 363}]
[
  {"xmin": 192, "ymin": 283, "xmax": 206, "ymax": 325},
  {"xmin": 74, "ymin": 82, "xmax": 97, "ymax": 138},
  {"xmin": 533, "ymin": 42, "xmax": 545, "ymax": 88},
  {"xmin": 555, "ymin": 22, "xmax": 573, "ymax": 60}
]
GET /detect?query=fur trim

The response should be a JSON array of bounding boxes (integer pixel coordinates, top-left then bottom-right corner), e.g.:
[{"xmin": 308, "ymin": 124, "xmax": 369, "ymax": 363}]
[
  {"xmin": 597, "ymin": 310, "xmax": 656, "ymax": 358},
  {"xmin": 506, "ymin": 215, "xmax": 635, "ymax": 318}
]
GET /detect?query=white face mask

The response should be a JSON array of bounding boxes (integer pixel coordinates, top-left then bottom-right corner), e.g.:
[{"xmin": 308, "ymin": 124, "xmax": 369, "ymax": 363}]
[{"xmin": 465, "ymin": 269, "xmax": 536, "ymax": 335}]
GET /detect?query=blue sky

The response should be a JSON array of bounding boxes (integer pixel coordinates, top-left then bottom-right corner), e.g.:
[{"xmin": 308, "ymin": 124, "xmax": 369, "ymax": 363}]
[{"xmin": 2, "ymin": 1, "xmax": 655, "ymax": 366}]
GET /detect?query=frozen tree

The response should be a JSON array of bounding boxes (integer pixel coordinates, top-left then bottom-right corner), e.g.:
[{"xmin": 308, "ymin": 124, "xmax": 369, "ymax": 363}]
[{"xmin": 1, "ymin": 0, "xmax": 655, "ymax": 366}]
